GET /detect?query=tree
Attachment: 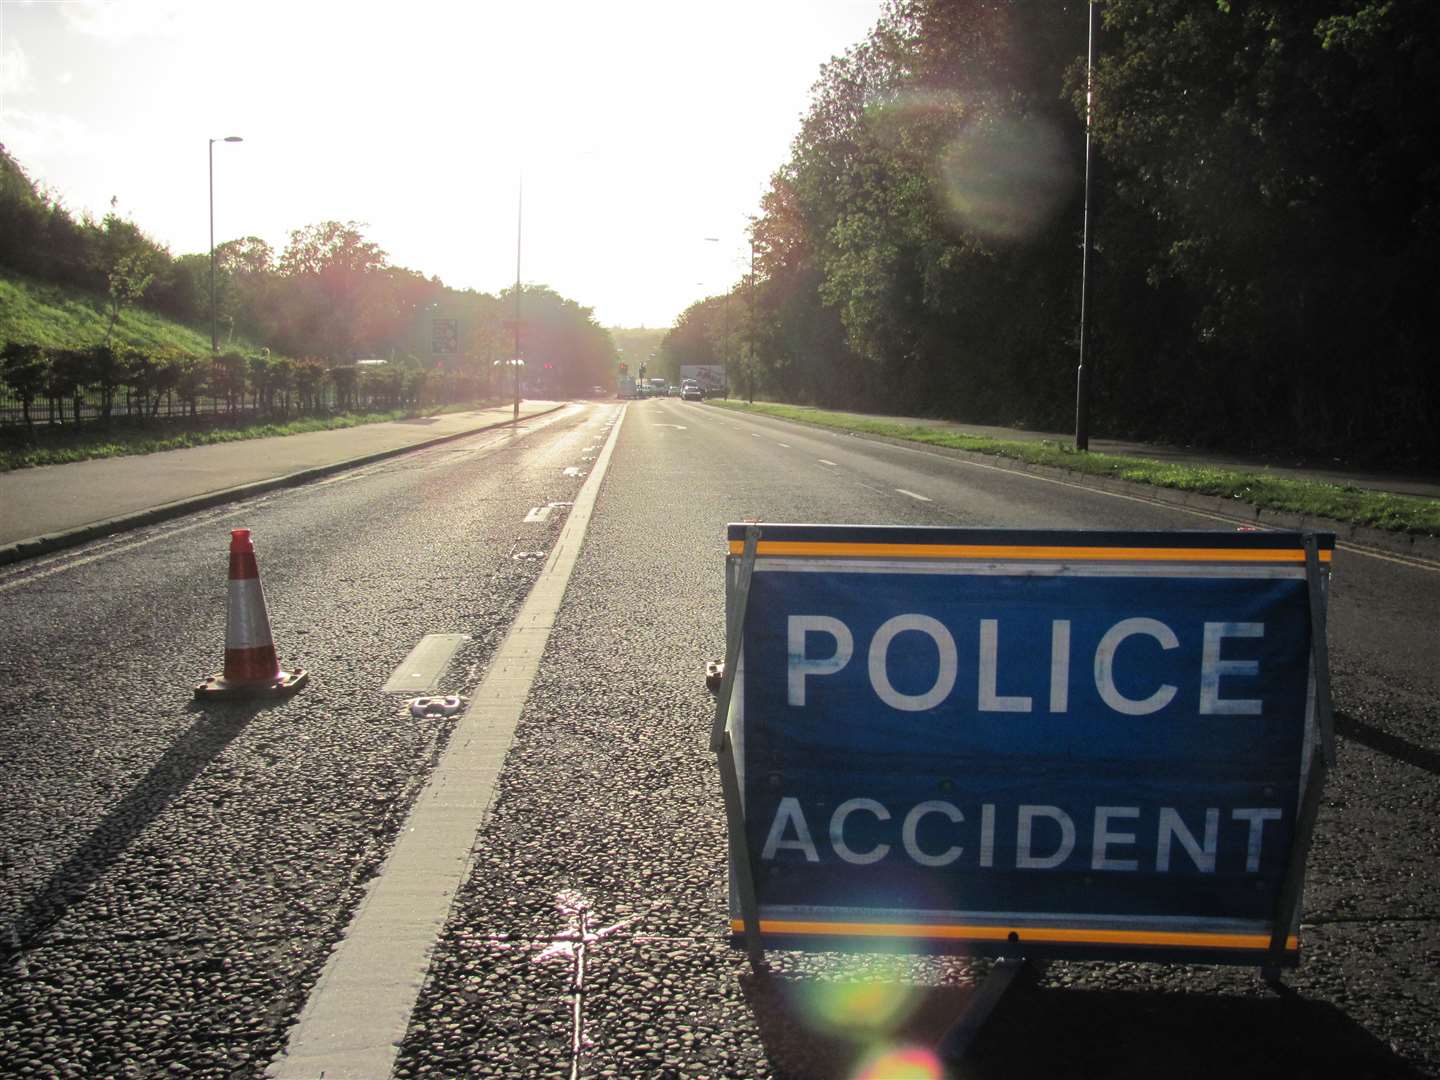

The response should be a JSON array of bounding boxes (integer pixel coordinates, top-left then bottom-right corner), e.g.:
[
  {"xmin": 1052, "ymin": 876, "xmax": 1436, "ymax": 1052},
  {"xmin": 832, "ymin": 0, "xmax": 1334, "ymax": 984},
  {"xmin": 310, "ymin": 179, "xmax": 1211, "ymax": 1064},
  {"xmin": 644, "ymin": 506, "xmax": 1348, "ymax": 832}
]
[
  {"xmin": 0, "ymin": 342, "xmax": 48, "ymax": 432},
  {"xmin": 212, "ymin": 351, "xmax": 247, "ymax": 413},
  {"xmin": 174, "ymin": 354, "xmax": 209, "ymax": 418},
  {"xmin": 45, "ymin": 348, "xmax": 89, "ymax": 424},
  {"xmin": 277, "ymin": 222, "xmax": 388, "ymax": 361},
  {"xmin": 91, "ymin": 207, "xmax": 166, "ymax": 345}
]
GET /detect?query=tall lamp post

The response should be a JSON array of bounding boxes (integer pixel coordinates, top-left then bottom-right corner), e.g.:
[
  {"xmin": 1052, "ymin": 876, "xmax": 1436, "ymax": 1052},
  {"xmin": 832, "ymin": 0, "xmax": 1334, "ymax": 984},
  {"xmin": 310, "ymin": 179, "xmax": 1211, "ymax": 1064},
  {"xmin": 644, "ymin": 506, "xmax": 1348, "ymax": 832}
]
[
  {"xmin": 209, "ymin": 135, "xmax": 244, "ymax": 354},
  {"xmin": 495, "ymin": 179, "xmax": 525, "ymax": 420},
  {"xmin": 1073, "ymin": 1, "xmax": 1099, "ymax": 451},
  {"xmin": 702, "ymin": 237, "xmax": 728, "ymax": 393}
]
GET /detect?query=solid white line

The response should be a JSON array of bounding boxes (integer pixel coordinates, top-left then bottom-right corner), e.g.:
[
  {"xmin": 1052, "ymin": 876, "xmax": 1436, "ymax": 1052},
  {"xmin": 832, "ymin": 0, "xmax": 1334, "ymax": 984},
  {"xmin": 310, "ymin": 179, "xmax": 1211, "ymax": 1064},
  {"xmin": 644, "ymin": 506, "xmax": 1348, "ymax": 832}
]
[
  {"xmin": 896, "ymin": 488, "xmax": 933, "ymax": 502},
  {"xmin": 268, "ymin": 405, "xmax": 627, "ymax": 1080}
]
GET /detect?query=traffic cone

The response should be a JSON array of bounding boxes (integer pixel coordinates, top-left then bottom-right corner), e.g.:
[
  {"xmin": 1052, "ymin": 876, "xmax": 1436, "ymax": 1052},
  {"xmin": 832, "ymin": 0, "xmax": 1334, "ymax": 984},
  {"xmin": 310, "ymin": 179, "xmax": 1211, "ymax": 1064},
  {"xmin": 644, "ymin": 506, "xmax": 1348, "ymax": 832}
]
[{"xmin": 195, "ymin": 528, "xmax": 309, "ymax": 699}]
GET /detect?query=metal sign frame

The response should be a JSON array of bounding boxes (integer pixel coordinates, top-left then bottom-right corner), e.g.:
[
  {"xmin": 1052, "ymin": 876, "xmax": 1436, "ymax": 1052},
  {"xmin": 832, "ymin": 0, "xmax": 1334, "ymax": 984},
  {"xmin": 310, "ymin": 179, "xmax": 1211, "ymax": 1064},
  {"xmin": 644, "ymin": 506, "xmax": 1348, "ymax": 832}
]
[{"xmin": 714, "ymin": 524, "xmax": 1335, "ymax": 976}]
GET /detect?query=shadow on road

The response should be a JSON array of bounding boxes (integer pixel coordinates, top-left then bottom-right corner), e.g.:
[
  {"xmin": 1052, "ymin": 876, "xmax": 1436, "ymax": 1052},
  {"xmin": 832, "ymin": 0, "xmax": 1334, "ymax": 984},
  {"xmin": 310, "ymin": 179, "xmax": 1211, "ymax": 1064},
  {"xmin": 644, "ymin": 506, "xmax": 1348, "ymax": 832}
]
[
  {"xmin": 742, "ymin": 963, "xmax": 1421, "ymax": 1079},
  {"xmin": 2, "ymin": 702, "xmax": 265, "ymax": 958},
  {"xmin": 1335, "ymin": 709, "xmax": 1440, "ymax": 777}
]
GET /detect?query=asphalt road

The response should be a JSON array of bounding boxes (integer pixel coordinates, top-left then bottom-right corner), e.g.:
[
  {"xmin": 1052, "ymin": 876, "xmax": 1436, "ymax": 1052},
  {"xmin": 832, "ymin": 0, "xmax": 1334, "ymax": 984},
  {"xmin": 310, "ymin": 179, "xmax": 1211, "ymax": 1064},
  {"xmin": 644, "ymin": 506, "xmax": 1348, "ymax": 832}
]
[{"xmin": 2, "ymin": 397, "xmax": 1437, "ymax": 1078}]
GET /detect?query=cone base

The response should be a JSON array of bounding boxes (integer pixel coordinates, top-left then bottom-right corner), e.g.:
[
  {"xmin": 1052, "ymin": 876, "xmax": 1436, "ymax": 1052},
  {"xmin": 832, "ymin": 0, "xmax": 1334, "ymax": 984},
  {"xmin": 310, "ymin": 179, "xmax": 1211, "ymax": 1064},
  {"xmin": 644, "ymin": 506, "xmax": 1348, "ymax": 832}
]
[{"xmin": 195, "ymin": 668, "xmax": 309, "ymax": 699}]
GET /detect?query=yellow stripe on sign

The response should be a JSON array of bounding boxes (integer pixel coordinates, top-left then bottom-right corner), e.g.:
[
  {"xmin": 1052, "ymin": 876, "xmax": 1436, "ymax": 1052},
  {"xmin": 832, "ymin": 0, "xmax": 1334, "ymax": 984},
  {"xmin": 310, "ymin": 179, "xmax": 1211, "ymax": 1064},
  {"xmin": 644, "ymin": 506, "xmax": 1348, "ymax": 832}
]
[
  {"xmin": 726, "ymin": 541, "xmax": 1333, "ymax": 563},
  {"xmin": 728, "ymin": 919, "xmax": 1298, "ymax": 952}
]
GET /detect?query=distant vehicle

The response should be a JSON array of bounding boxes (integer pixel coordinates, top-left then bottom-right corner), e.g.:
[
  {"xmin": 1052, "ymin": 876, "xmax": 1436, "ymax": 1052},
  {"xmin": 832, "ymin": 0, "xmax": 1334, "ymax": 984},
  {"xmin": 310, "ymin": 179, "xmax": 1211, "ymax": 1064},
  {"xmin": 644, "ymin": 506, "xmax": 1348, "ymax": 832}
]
[
  {"xmin": 592, "ymin": 385, "xmax": 606, "ymax": 396},
  {"xmin": 617, "ymin": 375, "xmax": 636, "ymax": 399},
  {"xmin": 680, "ymin": 364, "xmax": 726, "ymax": 398},
  {"xmin": 668, "ymin": 385, "xmax": 683, "ymax": 397},
  {"xmin": 681, "ymin": 379, "xmax": 703, "ymax": 401},
  {"xmin": 648, "ymin": 378, "xmax": 668, "ymax": 398}
]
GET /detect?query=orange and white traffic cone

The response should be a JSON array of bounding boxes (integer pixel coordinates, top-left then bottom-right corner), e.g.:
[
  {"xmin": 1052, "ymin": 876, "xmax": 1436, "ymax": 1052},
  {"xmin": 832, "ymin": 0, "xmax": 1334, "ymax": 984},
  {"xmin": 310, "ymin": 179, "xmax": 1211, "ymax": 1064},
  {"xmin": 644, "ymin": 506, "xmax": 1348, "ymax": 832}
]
[{"xmin": 195, "ymin": 528, "xmax": 308, "ymax": 699}]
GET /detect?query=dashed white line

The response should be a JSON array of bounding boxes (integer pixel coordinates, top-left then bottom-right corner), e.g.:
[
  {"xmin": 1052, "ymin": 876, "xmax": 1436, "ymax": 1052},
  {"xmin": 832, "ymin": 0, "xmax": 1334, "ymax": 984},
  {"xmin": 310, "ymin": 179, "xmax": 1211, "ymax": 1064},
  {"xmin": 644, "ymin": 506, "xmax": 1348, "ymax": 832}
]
[
  {"xmin": 818, "ymin": 459, "xmax": 838, "ymax": 467},
  {"xmin": 896, "ymin": 488, "xmax": 933, "ymax": 502},
  {"xmin": 777, "ymin": 442, "xmax": 792, "ymax": 449}
]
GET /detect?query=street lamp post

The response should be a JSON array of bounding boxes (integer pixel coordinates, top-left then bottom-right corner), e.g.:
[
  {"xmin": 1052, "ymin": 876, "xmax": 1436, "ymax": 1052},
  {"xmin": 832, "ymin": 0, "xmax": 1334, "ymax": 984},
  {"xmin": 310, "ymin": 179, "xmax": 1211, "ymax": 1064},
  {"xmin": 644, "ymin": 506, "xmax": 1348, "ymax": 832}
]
[
  {"xmin": 1074, "ymin": 1, "xmax": 1099, "ymax": 451},
  {"xmin": 209, "ymin": 135, "xmax": 244, "ymax": 354},
  {"xmin": 512, "ymin": 178, "xmax": 523, "ymax": 420}
]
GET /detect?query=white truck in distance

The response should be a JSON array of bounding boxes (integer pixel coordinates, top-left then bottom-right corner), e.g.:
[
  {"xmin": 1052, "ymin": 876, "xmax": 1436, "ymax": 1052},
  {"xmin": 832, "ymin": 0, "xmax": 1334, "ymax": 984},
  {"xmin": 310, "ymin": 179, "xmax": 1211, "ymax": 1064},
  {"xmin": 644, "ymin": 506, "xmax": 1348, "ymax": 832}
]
[{"xmin": 679, "ymin": 365, "xmax": 726, "ymax": 399}]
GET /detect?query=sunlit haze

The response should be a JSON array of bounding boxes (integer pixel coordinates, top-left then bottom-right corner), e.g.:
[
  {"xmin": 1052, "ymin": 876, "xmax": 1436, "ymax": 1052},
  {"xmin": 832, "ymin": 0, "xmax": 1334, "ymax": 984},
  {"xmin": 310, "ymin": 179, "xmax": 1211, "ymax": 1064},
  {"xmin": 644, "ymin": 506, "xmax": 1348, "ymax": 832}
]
[{"xmin": 0, "ymin": 0, "xmax": 888, "ymax": 328}]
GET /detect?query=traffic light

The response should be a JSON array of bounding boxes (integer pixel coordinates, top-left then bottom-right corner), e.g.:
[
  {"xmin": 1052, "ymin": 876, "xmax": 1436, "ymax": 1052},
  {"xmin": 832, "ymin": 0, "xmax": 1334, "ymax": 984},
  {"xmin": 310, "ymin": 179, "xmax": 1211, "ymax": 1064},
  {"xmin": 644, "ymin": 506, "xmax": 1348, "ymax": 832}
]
[
  {"xmin": 639, "ymin": 363, "xmax": 647, "ymax": 379},
  {"xmin": 619, "ymin": 362, "xmax": 628, "ymax": 374}
]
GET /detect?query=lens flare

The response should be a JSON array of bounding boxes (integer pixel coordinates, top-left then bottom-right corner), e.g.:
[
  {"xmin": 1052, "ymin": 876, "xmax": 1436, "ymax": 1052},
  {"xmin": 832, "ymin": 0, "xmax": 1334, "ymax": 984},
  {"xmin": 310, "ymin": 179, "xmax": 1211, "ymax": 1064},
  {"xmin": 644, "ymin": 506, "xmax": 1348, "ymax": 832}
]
[
  {"xmin": 792, "ymin": 979, "xmax": 920, "ymax": 1037},
  {"xmin": 938, "ymin": 114, "xmax": 1074, "ymax": 243},
  {"xmin": 851, "ymin": 1044, "xmax": 945, "ymax": 1080}
]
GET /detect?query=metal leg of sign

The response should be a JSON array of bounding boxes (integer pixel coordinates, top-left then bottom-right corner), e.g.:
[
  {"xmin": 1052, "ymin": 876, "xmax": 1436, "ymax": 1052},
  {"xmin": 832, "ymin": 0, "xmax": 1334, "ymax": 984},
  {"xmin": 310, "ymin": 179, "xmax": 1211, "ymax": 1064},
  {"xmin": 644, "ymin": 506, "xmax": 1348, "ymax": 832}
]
[
  {"xmin": 710, "ymin": 524, "xmax": 761, "ymax": 754},
  {"xmin": 716, "ymin": 730, "xmax": 766, "ymax": 973},
  {"xmin": 1266, "ymin": 753, "xmax": 1328, "ymax": 970},
  {"xmin": 1262, "ymin": 533, "xmax": 1336, "ymax": 977},
  {"xmin": 1304, "ymin": 533, "xmax": 1337, "ymax": 768},
  {"xmin": 939, "ymin": 957, "xmax": 1030, "ymax": 1062}
]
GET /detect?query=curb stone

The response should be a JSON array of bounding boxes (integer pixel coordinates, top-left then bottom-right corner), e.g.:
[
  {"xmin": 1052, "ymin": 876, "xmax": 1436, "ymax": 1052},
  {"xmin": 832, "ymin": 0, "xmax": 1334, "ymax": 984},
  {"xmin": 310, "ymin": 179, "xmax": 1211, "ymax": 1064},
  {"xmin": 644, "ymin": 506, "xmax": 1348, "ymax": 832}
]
[{"xmin": 0, "ymin": 404, "xmax": 567, "ymax": 568}]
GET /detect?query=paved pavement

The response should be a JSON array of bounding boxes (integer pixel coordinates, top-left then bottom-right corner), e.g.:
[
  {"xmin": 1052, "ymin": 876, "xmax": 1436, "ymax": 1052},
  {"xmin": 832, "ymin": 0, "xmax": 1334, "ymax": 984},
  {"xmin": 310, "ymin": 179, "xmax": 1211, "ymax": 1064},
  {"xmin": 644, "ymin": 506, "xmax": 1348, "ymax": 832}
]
[
  {"xmin": 2, "ymin": 398, "xmax": 1437, "ymax": 567},
  {"xmin": 0, "ymin": 401, "xmax": 567, "ymax": 563}
]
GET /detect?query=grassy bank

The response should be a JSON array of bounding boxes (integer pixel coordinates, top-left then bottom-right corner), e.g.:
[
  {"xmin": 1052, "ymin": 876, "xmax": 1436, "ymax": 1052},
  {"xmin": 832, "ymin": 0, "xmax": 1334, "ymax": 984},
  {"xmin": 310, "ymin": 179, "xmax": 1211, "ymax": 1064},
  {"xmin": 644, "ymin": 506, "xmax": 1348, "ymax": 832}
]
[
  {"xmin": 710, "ymin": 401, "xmax": 1440, "ymax": 538},
  {"xmin": 0, "ymin": 401, "xmax": 500, "ymax": 472},
  {"xmin": 0, "ymin": 271, "xmax": 262, "ymax": 354}
]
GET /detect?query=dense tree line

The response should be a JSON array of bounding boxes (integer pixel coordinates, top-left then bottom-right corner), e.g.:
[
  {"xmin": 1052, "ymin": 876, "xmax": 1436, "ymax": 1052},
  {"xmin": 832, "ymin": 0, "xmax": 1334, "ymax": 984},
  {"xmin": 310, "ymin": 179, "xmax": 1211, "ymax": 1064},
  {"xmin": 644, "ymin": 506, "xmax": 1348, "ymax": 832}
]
[
  {"xmin": 663, "ymin": 0, "xmax": 1439, "ymax": 466},
  {"xmin": 0, "ymin": 145, "xmax": 617, "ymax": 423}
]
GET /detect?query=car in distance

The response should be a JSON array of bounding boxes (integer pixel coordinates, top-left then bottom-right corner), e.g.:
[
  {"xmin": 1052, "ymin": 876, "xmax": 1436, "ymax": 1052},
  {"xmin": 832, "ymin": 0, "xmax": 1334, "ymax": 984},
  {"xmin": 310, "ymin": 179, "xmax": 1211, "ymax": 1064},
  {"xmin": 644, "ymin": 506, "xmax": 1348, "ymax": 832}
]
[{"xmin": 681, "ymin": 380, "xmax": 703, "ymax": 401}]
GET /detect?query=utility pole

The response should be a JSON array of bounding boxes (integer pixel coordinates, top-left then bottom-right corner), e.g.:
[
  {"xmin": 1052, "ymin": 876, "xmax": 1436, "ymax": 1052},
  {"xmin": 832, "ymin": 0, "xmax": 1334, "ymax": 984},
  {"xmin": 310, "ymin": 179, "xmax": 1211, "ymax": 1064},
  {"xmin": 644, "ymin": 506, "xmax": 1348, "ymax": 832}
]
[
  {"xmin": 208, "ymin": 135, "xmax": 243, "ymax": 354},
  {"xmin": 513, "ymin": 179, "xmax": 522, "ymax": 421},
  {"xmin": 1074, "ymin": 0, "xmax": 1099, "ymax": 452},
  {"xmin": 747, "ymin": 232, "xmax": 756, "ymax": 404}
]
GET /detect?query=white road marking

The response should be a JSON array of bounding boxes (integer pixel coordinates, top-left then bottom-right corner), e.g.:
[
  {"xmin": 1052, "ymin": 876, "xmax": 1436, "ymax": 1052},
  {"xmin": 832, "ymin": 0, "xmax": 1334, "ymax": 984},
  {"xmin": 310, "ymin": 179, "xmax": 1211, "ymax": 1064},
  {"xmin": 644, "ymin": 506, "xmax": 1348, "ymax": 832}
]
[
  {"xmin": 524, "ymin": 506, "xmax": 553, "ymax": 523},
  {"xmin": 0, "ymin": 427, "xmax": 564, "ymax": 592},
  {"xmin": 0, "ymin": 511, "xmax": 247, "ymax": 593},
  {"xmin": 818, "ymin": 459, "xmax": 838, "ymax": 467},
  {"xmin": 777, "ymin": 442, "xmax": 792, "ymax": 449},
  {"xmin": 835, "ymin": 433, "xmax": 1440, "ymax": 573},
  {"xmin": 269, "ymin": 405, "xmax": 629, "ymax": 1079},
  {"xmin": 896, "ymin": 488, "xmax": 933, "ymax": 502},
  {"xmin": 563, "ymin": 466, "xmax": 584, "ymax": 477},
  {"xmin": 380, "ymin": 634, "xmax": 469, "ymax": 693}
]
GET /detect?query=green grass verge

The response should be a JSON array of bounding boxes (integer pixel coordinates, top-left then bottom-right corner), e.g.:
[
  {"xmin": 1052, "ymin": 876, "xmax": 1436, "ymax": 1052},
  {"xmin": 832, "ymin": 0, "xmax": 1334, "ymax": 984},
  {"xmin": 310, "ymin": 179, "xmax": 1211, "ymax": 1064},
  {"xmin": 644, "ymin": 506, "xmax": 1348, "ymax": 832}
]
[
  {"xmin": 0, "ymin": 270, "xmax": 265, "ymax": 354},
  {"xmin": 0, "ymin": 401, "xmax": 501, "ymax": 471},
  {"xmin": 710, "ymin": 401, "xmax": 1440, "ymax": 538}
]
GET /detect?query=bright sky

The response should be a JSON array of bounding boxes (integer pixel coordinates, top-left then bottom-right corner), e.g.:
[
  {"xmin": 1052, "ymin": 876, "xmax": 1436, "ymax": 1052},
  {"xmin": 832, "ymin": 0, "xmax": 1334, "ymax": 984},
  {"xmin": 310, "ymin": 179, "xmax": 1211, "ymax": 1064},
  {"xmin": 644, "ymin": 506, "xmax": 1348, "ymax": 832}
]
[{"xmin": 0, "ymin": 0, "xmax": 887, "ymax": 328}]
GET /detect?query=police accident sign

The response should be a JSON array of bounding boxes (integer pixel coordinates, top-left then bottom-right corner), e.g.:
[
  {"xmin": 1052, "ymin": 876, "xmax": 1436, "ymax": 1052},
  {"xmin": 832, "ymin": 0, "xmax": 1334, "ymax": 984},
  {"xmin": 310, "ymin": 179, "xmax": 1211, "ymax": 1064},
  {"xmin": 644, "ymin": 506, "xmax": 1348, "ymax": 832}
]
[{"xmin": 723, "ymin": 525, "xmax": 1334, "ymax": 964}]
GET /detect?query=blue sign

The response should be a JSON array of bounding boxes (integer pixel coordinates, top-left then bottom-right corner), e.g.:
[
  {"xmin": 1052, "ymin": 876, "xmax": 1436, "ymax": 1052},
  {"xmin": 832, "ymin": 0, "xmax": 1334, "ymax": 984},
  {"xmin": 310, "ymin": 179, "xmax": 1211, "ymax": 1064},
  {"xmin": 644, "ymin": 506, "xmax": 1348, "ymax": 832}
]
[{"xmin": 724, "ymin": 525, "xmax": 1333, "ymax": 964}]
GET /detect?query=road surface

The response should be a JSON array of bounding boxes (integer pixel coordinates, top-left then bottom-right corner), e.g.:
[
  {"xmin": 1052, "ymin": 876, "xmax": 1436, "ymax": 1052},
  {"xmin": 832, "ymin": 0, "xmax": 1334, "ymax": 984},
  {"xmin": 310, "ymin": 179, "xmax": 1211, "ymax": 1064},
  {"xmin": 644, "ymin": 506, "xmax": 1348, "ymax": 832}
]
[{"xmin": 2, "ymin": 398, "xmax": 1436, "ymax": 1078}]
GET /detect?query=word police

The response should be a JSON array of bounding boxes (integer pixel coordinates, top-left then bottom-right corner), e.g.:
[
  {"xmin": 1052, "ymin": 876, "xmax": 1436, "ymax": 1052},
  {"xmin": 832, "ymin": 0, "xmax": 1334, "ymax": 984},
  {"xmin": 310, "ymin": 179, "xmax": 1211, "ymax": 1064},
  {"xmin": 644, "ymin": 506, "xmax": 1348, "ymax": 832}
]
[{"xmin": 788, "ymin": 614, "xmax": 1269, "ymax": 716}]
